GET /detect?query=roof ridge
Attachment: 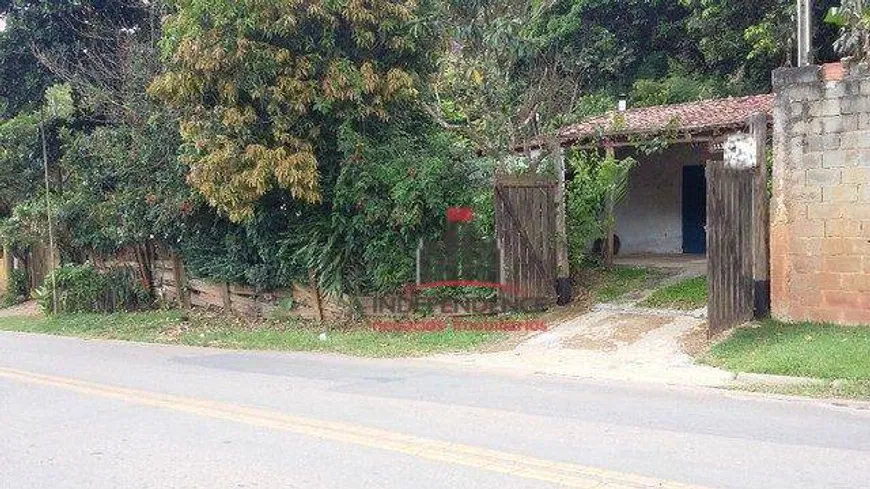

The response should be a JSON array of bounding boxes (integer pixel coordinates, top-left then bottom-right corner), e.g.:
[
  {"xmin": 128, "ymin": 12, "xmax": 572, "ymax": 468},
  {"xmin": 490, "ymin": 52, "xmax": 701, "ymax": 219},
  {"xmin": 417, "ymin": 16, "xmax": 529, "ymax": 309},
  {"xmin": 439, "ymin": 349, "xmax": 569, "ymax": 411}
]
[
  {"xmin": 551, "ymin": 92, "xmax": 774, "ymax": 145},
  {"xmin": 573, "ymin": 93, "xmax": 775, "ymax": 124}
]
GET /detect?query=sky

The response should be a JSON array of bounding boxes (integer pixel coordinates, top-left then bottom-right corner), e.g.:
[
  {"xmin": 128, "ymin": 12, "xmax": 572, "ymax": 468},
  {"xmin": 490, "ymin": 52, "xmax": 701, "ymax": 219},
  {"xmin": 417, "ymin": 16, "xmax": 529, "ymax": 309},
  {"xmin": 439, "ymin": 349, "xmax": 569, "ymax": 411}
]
[{"xmin": 0, "ymin": 17, "xmax": 6, "ymax": 32}]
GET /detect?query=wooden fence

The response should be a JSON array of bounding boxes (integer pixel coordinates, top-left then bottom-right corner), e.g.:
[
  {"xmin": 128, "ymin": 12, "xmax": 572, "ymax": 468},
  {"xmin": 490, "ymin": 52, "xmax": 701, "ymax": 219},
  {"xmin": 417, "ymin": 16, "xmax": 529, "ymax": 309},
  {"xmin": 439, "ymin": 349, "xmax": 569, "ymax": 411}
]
[{"xmin": 151, "ymin": 256, "xmax": 345, "ymax": 321}]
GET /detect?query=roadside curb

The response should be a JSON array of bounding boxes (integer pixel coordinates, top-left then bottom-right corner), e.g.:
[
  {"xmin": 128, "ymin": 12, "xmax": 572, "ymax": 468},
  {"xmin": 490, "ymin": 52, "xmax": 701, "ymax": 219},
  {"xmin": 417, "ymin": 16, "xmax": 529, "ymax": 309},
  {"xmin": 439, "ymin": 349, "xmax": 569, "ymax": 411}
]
[{"xmin": 729, "ymin": 372, "xmax": 827, "ymax": 387}]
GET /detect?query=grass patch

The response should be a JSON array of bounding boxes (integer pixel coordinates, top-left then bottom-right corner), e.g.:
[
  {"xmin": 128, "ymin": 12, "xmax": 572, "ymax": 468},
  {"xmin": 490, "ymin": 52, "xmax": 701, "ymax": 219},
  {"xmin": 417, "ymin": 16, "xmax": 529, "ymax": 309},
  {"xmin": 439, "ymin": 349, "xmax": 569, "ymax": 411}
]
[
  {"xmin": 704, "ymin": 319, "xmax": 870, "ymax": 380},
  {"xmin": 0, "ymin": 310, "xmax": 506, "ymax": 358},
  {"xmin": 583, "ymin": 266, "xmax": 665, "ymax": 303},
  {"xmin": 641, "ymin": 275, "xmax": 708, "ymax": 310}
]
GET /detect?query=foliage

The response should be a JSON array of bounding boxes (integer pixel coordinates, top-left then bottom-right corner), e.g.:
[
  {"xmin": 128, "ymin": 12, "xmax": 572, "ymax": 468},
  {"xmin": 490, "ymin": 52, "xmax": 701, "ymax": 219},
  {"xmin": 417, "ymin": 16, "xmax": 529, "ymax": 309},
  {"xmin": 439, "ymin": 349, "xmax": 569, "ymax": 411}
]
[
  {"xmin": 307, "ymin": 120, "xmax": 489, "ymax": 293},
  {"xmin": 0, "ymin": 0, "xmax": 149, "ymax": 117},
  {"xmin": 2, "ymin": 268, "xmax": 30, "ymax": 306},
  {"xmin": 826, "ymin": 0, "xmax": 870, "ymax": 62},
  {"xmin": 8, "ymin": 268, "xmax": 29, "ymax": 299},
  {"xmin": 55, "ymin": 112, "xmax": 192, "ymax": 257},
  {"xmin": 151, "ymin": 0, "xmax": 442, "ymax": 221},
  {"xmin": 641, "ymin": 275, "xmax": 708, "ymax": 310},
  {"xmin": 0, "ymin": 112, "xmax": 42, "ymax": 216},
  {"xmin": 630, "ymin": 70, "xmax": 745, "ymax": 107},
  {"xmin": 0, "ymin": 198, "xmax": 52, "ymax": 250},
  {"xmin": 0, "ymin": 0, "xmax": 850, "ymax": 301},
  {"xmin": 177, "ymin": 118, "xmax": 487, "ymax": 294},
  {"xmin": 680, "ymin": 0, "xmax": 839, "ymax": 89},
  {"xmin": 36, "ymin": 262, "xmax": 150, "ymax": 314},
  {"xmin": 566, "ymin": 150, "xmax": 635, "ymax": 269}
]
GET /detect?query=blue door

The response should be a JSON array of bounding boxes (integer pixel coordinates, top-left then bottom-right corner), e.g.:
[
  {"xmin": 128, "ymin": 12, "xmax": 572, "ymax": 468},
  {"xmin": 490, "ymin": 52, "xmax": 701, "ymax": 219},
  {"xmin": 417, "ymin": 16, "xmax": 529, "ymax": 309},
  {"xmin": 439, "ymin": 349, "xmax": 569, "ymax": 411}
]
[{"xmin": 682, "ymin": 165, "xmax": 707, "ymax": 254}]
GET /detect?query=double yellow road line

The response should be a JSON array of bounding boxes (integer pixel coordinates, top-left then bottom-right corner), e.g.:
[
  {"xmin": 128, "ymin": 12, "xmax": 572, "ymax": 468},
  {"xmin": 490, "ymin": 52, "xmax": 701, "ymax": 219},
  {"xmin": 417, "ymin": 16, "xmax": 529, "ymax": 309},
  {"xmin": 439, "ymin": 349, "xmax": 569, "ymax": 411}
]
[{"xmin": 0, "ymin": 367, "xmax": 708, "ymax": 489}]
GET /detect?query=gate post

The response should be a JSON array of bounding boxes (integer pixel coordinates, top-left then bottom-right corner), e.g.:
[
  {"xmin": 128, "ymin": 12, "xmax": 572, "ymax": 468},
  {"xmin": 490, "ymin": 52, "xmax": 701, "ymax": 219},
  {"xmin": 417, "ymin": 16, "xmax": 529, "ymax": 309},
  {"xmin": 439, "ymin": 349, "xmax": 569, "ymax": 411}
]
[
  {"xmin": 749, "ymin": 113, "xmax": 771, "ymax": 318},
  {"xmin": 550, "ymin": 137, "xmax": 572, "ymax": 305}
]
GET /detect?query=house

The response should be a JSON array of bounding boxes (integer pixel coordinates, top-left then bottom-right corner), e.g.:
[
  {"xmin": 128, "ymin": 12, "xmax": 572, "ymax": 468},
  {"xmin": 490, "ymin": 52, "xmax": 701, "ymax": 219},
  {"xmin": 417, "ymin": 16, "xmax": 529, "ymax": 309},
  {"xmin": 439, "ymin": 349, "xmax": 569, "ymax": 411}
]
[{"xmin": 552, "ymin": 94, "xmax": 774, "ymax": 257}]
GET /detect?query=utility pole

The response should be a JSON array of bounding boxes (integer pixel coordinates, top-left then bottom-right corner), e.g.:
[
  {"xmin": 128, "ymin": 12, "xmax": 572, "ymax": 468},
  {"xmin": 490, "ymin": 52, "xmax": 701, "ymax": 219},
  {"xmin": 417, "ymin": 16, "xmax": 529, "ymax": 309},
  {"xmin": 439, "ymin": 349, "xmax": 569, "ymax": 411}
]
[{"xmin": 797, "ymin": 0, "xmax": 813, "ymax": 67}]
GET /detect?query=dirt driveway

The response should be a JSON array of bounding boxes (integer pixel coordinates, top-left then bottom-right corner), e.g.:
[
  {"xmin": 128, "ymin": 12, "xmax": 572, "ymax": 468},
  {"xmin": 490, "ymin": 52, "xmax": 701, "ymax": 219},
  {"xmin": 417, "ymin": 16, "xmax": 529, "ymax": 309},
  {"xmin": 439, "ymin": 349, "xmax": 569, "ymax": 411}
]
[{"xmin": 427, "ymin": 258, "xmax": 732, "ymax": 387}]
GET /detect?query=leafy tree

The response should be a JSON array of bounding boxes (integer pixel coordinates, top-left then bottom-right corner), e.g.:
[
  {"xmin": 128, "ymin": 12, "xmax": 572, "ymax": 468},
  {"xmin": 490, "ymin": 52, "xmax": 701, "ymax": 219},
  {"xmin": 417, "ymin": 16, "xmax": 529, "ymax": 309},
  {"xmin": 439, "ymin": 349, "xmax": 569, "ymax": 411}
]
[
  {"xmin": 0, "ymin": 0, "xmax": 149, "ymax": 117},
  {"xmin": 177, "ymin": 116, "xmax": 487, "ymax": 294},
  {"xmin": 826, "ymin": 0, "xmax": 870, "ymax": 61},
  {"xmin": 433, "ymin": 0, "xmax": 734, "ymax": 156},
  {"xmin": 150, "ymin": 0, "xmax": 442, "ymax": 221},
  {"xmin": 0, "ymin": 112, "xmax": 41, "ymax": 216},
  {"xmin": 1, "ymin": 1, "xmax": 192, "ymax": 295},
  {"xmin": 681, "ymin": 0, "xmax": 840, "ymax": 90}
]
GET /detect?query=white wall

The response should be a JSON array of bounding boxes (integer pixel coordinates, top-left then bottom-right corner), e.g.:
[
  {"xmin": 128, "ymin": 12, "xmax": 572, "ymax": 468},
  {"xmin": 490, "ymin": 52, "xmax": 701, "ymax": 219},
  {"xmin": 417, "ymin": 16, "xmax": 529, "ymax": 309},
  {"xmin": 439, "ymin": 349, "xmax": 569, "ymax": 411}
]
[{"xmin": 614, "ymin": 145, "xmax": 706, "ymax": 255}]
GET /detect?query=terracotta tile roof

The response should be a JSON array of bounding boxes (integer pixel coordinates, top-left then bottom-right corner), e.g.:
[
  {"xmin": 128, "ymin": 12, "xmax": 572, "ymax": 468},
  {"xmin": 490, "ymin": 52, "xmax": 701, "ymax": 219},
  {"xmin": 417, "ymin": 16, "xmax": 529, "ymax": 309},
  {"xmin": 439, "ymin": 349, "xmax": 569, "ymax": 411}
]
[{"xmin": 556, "ymin": 94, "xmax": 774, "ymax": 145}]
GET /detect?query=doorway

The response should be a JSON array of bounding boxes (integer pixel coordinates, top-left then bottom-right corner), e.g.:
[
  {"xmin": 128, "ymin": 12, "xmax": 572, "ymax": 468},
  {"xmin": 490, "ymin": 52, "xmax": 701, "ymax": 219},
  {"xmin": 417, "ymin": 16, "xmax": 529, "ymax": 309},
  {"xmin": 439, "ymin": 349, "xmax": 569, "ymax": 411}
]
[{"xmin": 682, "ymin": 165, "xmax": 707, "ymax": 254}]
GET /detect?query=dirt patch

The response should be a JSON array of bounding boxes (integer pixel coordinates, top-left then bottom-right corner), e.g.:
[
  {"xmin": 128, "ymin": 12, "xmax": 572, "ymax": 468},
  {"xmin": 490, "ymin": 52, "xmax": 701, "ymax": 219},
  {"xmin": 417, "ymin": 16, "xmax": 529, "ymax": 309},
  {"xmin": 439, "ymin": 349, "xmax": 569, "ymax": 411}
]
[
  {"xmin": 562, "ymin": 313, "xmax": 673, "ymax": 352},
  {"xmin": 563, "ymin": 334, "xmax": 618, "ymax": 352},
  {"xmin": 679, "ymin": 322, "xmax": 711, "ymax": 356},
  {"xmin": 610, "ymin": 314, "xmax": 673, "ymax": 344},
  {"xmin": 0, "ymin": 301, "xmax": 41, "ymax": 318}
]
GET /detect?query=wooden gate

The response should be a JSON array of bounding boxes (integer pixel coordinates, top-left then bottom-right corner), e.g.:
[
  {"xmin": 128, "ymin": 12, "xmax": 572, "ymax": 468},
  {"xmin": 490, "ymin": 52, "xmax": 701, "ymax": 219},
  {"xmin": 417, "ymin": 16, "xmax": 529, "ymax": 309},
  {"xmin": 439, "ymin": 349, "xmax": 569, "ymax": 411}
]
[
  {"xmin": 494, "ymin": 178, "xmax": 557, "ymax": 303},
  {"xmin": 706, "ymin": 162, "xmax": 755, "ymax": 336}
]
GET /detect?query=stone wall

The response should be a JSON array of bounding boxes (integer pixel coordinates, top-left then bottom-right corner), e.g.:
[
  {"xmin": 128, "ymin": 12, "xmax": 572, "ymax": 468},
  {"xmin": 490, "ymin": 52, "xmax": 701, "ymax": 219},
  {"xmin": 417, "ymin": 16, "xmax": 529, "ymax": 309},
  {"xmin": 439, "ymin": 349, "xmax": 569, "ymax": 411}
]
[{"xmin": 771, "ymin": 62, "xmax": 870, "ymax": 325}]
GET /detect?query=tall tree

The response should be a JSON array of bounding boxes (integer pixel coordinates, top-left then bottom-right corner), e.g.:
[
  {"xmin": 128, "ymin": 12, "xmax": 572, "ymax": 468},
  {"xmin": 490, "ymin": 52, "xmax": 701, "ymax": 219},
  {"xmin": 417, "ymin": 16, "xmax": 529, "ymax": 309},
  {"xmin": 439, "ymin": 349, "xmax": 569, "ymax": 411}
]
[
  {"xmin": 150, "ymin": 0, "xmax": 442, "ymax": 222},
  {"xmin": 681, "ymin": 0, "xmax": 840, "ymax": 90},
  {"xmin": 0, "ymin": 0, "xmax": 148, "ymax": 117}
]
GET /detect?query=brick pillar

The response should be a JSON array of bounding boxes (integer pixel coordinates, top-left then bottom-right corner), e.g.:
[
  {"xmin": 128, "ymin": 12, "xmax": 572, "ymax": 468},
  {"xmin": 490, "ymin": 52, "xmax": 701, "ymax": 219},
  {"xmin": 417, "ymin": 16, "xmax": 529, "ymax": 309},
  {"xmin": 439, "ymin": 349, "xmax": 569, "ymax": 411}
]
[{"xmin": 771, "ymin": 62, "xmax": 870, "ymax": 325}]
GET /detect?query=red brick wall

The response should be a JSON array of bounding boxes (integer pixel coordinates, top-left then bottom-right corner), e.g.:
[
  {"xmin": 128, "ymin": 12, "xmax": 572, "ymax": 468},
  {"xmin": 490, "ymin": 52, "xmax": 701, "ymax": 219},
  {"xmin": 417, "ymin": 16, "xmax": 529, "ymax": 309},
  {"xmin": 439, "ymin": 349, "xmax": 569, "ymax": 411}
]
[{"xmin": 771, "ymin": 63, "xmax": 870, "ymax": 325}]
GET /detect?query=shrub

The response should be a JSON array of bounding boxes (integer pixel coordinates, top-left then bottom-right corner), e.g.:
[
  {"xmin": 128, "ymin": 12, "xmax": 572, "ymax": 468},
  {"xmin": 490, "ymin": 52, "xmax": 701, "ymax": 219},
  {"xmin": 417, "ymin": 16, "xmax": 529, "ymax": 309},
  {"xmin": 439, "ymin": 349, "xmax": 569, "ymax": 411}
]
[
  {"xmin": 1, "ymin": 268, "xmax": 31, "ymax": 308},
  {"xmin": 566, "ymin": 150, "xmax": 635, "ymax": 269},
  {"xmin": 36, "ymin": 263, "xmax": 151, "ymax": 314},
  {"xmin": 8, "ymin": 268, "xmax": 30, "ymax": 300}
]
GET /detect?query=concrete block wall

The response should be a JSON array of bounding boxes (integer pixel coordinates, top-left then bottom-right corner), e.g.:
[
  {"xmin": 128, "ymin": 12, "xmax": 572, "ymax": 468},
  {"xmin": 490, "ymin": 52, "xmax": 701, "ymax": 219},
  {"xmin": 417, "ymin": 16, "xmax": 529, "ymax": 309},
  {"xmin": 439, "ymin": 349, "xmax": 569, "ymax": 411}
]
[{"xmin": 771, "ymin": 63, "xmax": 870, "ymax": 325}]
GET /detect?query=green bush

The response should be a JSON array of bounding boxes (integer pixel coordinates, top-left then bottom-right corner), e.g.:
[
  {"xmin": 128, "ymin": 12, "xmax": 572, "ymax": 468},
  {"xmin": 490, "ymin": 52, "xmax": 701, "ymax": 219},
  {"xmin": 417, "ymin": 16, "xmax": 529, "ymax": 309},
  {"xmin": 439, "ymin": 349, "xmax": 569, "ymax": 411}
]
[
  {"xmin": 566, "ymin": 150, "xmax": 635, "ymax": 269},
  {"xmin": 36, "ymin": 263, "xmax": 151, "ymax": 314},
  {"xmin": 1, "ymin": 268, "xmax": 30, "ymax": 307},
  {"xmin": 8, "ymin": 268, "xmax": 29, "ymax": 299}
]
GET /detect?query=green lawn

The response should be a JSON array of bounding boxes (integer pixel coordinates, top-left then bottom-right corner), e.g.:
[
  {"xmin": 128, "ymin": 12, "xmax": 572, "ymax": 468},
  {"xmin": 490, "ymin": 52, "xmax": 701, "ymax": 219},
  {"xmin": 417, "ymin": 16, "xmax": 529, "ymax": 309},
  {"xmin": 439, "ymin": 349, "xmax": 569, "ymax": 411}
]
[
  {"xmin": 641, "ymin": 276, "xmax": 707, "ymax": 310},
  {"xmin": 0, "ymin": 310, "xmax": 506, "ymax": 358},
  {"xmin": 705, "ymin": 319, "xmax": 870, "ymax": 380},
  {"xmin": 587, "ymin": 266, "xmax": 665, "ymax": 303}
]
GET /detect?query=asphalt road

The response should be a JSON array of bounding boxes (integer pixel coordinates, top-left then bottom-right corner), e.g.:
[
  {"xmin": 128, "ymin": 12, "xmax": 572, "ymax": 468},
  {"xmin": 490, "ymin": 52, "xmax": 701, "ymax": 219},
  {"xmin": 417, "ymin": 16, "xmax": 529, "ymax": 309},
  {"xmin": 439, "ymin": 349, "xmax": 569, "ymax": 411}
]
[{"xmin": 1, "ymin": 332, "xmax": 869, "ymax": 489}]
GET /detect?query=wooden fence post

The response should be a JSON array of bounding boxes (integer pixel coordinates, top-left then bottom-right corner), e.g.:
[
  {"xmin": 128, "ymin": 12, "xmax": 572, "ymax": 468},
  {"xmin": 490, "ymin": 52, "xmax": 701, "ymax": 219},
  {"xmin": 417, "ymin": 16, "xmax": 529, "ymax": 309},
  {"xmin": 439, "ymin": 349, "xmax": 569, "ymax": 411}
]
[
  {"xmin": 171, "ymin": 252, "xmax": 190, "ymax": 309},
  {"xmin": 750, "ymin": 112, "xmax": 771, "ymax": 318},
  {"xmin": 550, "ymin": 137, "xmax": 572, "ymax": 305},
  {"xmin": 308, "ymin": 269, "xmax": 325, "ymax": 322},
  {"xmin": 220, "ymin": 282, "xmax": 232, "ymax": 311}
]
